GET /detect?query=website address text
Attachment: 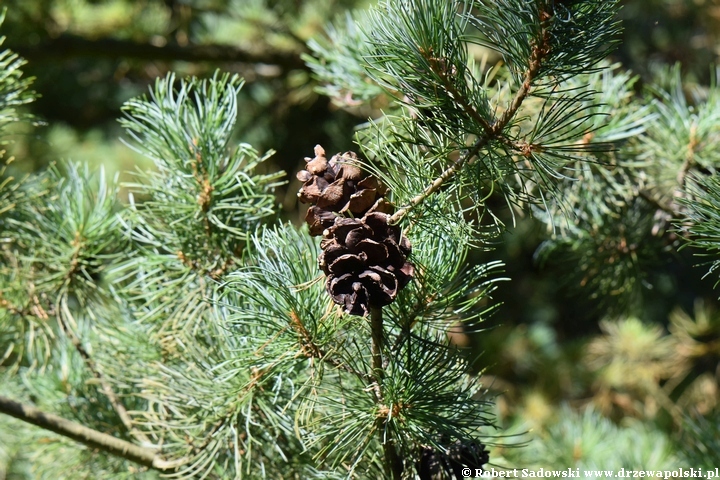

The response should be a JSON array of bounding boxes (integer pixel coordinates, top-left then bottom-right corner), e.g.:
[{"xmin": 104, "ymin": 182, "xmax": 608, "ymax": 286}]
[{"xmin": 461, "ymin": 468, "xmax": 720, "ymax": 479}]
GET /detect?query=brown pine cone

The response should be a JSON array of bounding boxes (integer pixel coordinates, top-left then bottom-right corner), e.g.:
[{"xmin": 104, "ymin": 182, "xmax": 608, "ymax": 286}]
[
  {"xmin": 446, "ymin": 440, "xmax": 489, "ymax": 478},
  {"xmin": 319, "ymin": 212, "xmax": 414, "ymax": 316},
  {"xmin": 297, "ymin": 145, "xmax": 392, "ymax": 236},
  {"xmin": 418, "ymin": 446, "xmax": 446, "ymax": 480},
  {"xmin": 418, "ymin": 439, "xmax": 489, "ymax": 480}
]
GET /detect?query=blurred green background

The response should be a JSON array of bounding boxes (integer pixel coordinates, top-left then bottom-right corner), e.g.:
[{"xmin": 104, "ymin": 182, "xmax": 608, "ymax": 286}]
[{"xmin": 4, "ymin": 0, "xmax": 720, "ymax": 469}]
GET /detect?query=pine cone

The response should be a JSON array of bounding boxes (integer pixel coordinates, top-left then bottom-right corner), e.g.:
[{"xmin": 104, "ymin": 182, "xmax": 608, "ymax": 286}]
[
  {"xmin": 418, "ymin": 439, "xmax": 489, "ymax": 480},
  {"xmin": 446, "ymin": 440, "xmax": 489, "ymax": 478},
  {"xmin": 319, "ymin": 213, "xmax": 414, "ymax": 316},
  {"xmin": 297, "ymin": 145, "xmax": 392, "ymax": 236},
  {"xmin": 418, "ymin": 447, "xmax": 446, "ymax": 480}
]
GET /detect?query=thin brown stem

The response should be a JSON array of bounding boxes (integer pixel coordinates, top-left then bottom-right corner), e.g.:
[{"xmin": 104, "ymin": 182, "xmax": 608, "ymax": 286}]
[
  {"xmin": 388, "ymin": 136, "xmax": 490, "ymax": 224},
  {"xmin": 493, "ymin": 40, "xmax": 546, "ymax": 136},
  {"xmin": 369, "ymin": 307, "xmax": 403, "ymax": 480},
  {"xmin": 389, "ymin": 145, "xmax": 464, "ymax": 225},
  {"xmin": 673, "ymin": 124, "xmax": 698, "ymax": 212},
  {"xmin": 370, "ymin": 307, "xmax": 384, "ymax": 381},
  {"xmin": 57, "ymin": 300, "xmax": 152, "ymax": 446},
  {"xmin": 676, "ymin": 157, "xmax": 693, "ymax": 198},
  {"xmin": 382, "ymin": 433, "xmax": 403, "ymax": 480},
  {"xmin": 636, "ymin": 124, "xmax": 702, "ymax": 223},
  {"xmin": 0, "ymin": 395, "xmax": 181, "ymax": 471},
  {"xmin": 676, "ymin": 124, "xmax": 698, "ymax": 193},
  {"xmin": 389, "ymin": 10, "xmax": 550, "ymax": 225},
  {"xmin": 289, "ymin": 310, "xmax": 374, "ymax": 382},
  {"xmin": 638, "ymin": 190, "xmax": 678, "ymax": 217},
  {"xmin": 9, "ymin": 34, "xmax": 307, "ymax": 73},
  {"xmin": 429, "ymin": 60, "xmax": 493, "ymax": 136}
]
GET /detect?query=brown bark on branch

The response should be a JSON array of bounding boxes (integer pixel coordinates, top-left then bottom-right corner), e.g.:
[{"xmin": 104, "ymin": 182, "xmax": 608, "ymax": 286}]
[
  {"xmin": 9, "ymin": 34, "xmax": 308, "ymax": 72},
  {"xmin": 369, "ymin": 307, "xmax": 403, "ymax": 480},
  {"xmin": 0, "ymin": 395, "xmax": 182, "ymax": 471}
]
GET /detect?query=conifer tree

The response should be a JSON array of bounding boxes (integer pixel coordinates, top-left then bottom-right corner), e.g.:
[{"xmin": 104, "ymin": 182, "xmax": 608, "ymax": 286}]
[{"xmin": 2, "ymin": 0, "xmax": 720, "ymax": 478}]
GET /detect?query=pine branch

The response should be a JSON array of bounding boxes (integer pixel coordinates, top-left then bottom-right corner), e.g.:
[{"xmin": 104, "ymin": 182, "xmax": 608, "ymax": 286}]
[
  {"xmin": 388, "ymin": 4, "xmax": 550, "ymax": 225},
  {"xmin": 389, "ymin": 19, "xmax": 547, "ymax": 224},
  {"xmin": 638, "ymin": 190, "xmax": 677, "ymax": 217},
  {"xmin": 0, "ymin": 395, "xmax": 183, "ymax": 472},
  {"xmin": 426, "ymin": 54, "xmax": 493, "ymax": 136},
  {"xmin": 289, "ymin": 310, "xmax": 373, "ymax": 382},
  {"xmin": 493, "ymin": 15, "xmax": 547, "ymax": 134},
  {"xmin": 9, "ymin": 34, "xmax": 308, "ymax": 73},
  {"xmin": 56, "ymin": 303, "xmax": 152, "ymax": 447},
  {"xmin": 388, "ymin": 138, "xmax": 484, "ymax": 224},
  {"xmin": 674, "ymin": 123, "xmax": 698, "ymax": 204}
]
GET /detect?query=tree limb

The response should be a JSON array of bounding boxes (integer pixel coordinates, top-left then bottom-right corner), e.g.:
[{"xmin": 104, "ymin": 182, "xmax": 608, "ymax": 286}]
[
  {"xmin": 388, "ymin": 6, "xmax": 550, "ymax": 225},
  {"xmin": 0, "ymin": 395, "xmax": 182, "ymax": 471},
  {"xmin": 638, "ymin": 190, "xmax": 678, "ymax": 217},
  {"xmin": 8, "ymin": 34, "xmax": 308, "ymax": 72},
  {"xmin": 369, "ymin": 307, "xmax": 403, "ymax": 480},
  {"xmin": 56, "ymin": 298, "xmax": 153, "ymax": 447}
]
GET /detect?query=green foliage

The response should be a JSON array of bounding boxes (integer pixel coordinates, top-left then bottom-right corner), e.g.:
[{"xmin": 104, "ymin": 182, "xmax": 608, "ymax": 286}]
[
  {"xmin": 494, "ymin": 406, "xmax": 686, "ymax": 470},
  {"xmin": 305, "ymin": 12, "xmax": 386, "ymax": 108},
  {"xmin": 1, "ymin": 163, "xmax": 123, "ymax": 371},
  {"xmin": 0, "ymin": 351, "xmax": 159, "ymax": 479},
  {"xmin": 585, "ymin": 318, "xmax": 679, "ymax": 410},
  {"xmin": 5, "ymin": 0, "xmax": 720, "ymax": 478},
  {"xmin": 364, "ymin": 0, "xmax": 492, "ymax": 131},
  {"xmin": 680, "ymin": 174, "xmax": 720, "ymax": 286},
  {"xmin": 536, "ymin": 198, "xmax": 667, "ymax": 314},
  {"xmin": 640, "ymin": 66, "xmax": 720, "ymax": 197},
  {"xmin": 0, "ymin": 9, "xmax": 36, "ymax": 140},
  {"xmin": 112, "ymin": 72, "xmax": 284, "ymax": 343},
  {"xmin": 120, "ymin": 72, "xmax": 283, "ymax": 248},
  {"xmin": 0, "ymin": 6, "xmax": 36, "ymax": 232},
  {"xmin": 331, "ymin": 0, "xmax": 626, "ymax": 241},
  {"xmin": 680, "ymin": 411, "xmax": 720, "ymax": 469},
  {"xmin": 472, "ymin": 0, "xmax": 620, "ymax": 85}
]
